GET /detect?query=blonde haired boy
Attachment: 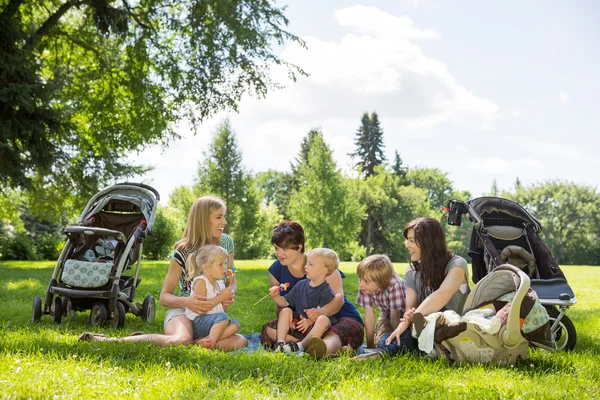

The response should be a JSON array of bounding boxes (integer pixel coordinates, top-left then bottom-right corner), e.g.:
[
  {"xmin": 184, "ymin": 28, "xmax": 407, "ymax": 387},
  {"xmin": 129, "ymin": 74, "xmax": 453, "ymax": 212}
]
[
  {"xmin": 269, "ymin": 248, "xmax": 338, "ymax": 354},
  {"xmin": 356, "ymin": 254, "xmax": 407, "ymax": 356}
]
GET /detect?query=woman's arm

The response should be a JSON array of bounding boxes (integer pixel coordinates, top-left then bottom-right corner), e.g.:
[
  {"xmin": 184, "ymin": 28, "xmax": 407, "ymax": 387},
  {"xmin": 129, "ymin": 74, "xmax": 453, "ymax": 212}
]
[
  {"xmin": 269, "ymin": 273, "xmax": 284, "ymax": 317},
  {"xmin": 159, "ymin": 258, "xmax": 213, "ymax": 314},
  {"xmin": 415, "ymin": 267, "xmax": 466, "ymax": 316}
]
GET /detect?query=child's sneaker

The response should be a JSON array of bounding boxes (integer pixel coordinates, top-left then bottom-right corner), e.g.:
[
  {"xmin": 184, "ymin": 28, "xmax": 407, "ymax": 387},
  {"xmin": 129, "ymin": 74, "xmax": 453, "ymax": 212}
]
[
  {"xmin": 306, "ymin": 337, "xmax": 328, "ymax": 359},
  {"xmin": 273, "ymin": 341, "xmax": 286, "ymax": 353},
  {"xmin": 282, "ymin": 342, "xmax": 301, "ymax": 354}
]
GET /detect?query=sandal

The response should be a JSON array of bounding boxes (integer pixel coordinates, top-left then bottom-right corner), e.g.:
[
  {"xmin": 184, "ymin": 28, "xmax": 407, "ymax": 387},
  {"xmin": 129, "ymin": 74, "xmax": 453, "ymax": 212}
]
[{"xmin": 78, "ymin": 332, "xmax": 107, "ymax": 342}]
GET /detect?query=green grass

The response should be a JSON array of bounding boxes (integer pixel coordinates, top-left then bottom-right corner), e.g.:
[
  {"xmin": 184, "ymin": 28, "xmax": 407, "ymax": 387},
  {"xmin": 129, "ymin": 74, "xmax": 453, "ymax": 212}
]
[{"xmin": 1, "ymin": 260, "xmax": 599, "ymax": 399}]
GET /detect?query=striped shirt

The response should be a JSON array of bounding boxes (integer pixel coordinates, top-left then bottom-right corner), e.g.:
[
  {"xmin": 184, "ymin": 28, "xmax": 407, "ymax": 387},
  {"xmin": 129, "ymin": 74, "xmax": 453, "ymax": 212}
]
[{"xmin": 171, "ymin": 233, "xmax": 235, "ymax": 297}]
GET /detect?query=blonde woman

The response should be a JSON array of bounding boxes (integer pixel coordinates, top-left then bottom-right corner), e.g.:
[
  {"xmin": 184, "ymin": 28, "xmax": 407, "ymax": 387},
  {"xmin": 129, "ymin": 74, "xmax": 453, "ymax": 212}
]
[{"xmin": 80, "ymin": 196, "xmax": 247, "ymax": 349}]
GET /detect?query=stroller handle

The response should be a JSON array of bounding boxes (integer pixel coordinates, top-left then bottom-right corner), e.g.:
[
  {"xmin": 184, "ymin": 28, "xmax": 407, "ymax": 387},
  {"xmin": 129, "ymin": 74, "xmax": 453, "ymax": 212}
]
[
  {"xmin": 495, "ymin": 264, "xmax": 531, "ymax": 346},
  {"xmin": 116, "ymin": 182, "xmax": 160, "ymax": 201}
]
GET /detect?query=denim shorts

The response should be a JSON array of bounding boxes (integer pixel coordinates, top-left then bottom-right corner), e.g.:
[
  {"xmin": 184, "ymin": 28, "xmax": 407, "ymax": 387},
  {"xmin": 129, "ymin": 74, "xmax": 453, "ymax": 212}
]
[{"xmin": 192, "ymin": 312, "xmax": 239, "ymax": 340}]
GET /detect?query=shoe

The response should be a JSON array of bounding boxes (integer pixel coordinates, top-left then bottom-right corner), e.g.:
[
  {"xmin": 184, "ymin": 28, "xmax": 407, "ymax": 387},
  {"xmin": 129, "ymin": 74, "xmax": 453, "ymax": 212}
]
[
  {"xmin": 78, "ymin": 332, "xmax": 107, "ymax": 342},
  {"xmin": 306, "ymin": 337, "xmax": 327, "ymax": 359},
  {"xmin": 273, "ymin": 341, "xmax": 286, "ymax": 353},
  {"xmin": 282, "ymin": 342, "xmax": 301, "ymax": 354},
  {"xmin": 413, "ymin": 312, "xmax": 426, "ymax": 336}
]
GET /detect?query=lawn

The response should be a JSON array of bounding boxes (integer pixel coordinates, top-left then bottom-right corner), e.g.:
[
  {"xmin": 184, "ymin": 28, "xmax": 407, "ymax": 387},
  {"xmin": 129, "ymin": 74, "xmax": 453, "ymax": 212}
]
[{"xmin": 1, "ymin": 260, "xmax": 599, "ymax": 399}]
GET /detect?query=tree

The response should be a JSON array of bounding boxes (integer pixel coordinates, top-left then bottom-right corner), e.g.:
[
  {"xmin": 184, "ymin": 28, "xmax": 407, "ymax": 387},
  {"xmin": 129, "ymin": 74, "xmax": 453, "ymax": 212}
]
[
  {"xmin": 406, "ymin": 167, "xmax": 455, "ymax": 211},
  {"xmin": 255, "ymin": 169, "xmax": 293, "ymax": 219},
  {"xmin": 144, "ymin": 205, "xmax": 183, "ymax": 260},
  {"xmin": 350, "ymin": 112, "xmax": 386, "ymax": 178},
  {"xmin": 515, "ymin": 177, "xmax": 522, "ymax": 189},
  {"xmin": 506, "ymin": 180, "xmax": 600, "ymax": 265},
  {"xmin": 288, "ymin": 131, "xmax": 363, "ymax": 257},
  {"xmin": 168, "ymin": 185, "xmax": 197, "ymax": 221},
  {"xmin": 392, "ymin": 150, "xmax": 408, "ymax": 184},
  {"xmin": 194, "ymin": 119, "xmax": 263, "ymax": 259},
  {"xmin": 349, "ymin": 166, "xmax": 435, "ymax": 261},
  {"xmin": 1, "ymin": 0, "xmax": 305, "ymax": 205},
  {"xmin": 490, "ymin": 178, "xmax": 499, "ymax": 196}
]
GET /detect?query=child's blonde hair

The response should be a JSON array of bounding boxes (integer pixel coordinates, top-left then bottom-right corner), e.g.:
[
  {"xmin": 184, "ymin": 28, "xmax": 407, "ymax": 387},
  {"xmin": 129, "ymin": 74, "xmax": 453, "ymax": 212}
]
[
  {"xmin": 356, "ymin": 254, "xmax": 396, "ymax": 290},
  {"xmin": 186, "ymin": 245, "xmax": 228, "ymax": 280},
  {"xmin": 175, "ymin": 196, "xmax": 226, "ymax": 251},
  {"xmin": 309, "ymin": 248, "xmax": 339, "ymax": 276}
]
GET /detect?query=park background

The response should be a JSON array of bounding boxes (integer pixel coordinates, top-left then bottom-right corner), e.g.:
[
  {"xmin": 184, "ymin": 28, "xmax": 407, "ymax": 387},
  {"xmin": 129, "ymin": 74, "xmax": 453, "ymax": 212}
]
[{"xmin": 1, "ymin": 0, "xmax": 599, "ymax": 398}]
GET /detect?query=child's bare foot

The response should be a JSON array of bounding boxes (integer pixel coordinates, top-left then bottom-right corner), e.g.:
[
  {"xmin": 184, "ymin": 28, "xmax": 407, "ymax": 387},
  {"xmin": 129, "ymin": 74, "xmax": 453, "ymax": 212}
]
[{"xmin": 197, "ymin": 338, "xmax": 214, "ymax": 348}]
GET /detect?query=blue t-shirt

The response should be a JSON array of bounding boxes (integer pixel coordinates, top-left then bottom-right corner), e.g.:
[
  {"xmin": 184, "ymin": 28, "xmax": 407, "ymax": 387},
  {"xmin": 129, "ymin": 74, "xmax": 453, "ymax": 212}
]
[
  {"xmin": 284, "ymin": 280, "xmax": 335, "ymax": 319},
  {"xmin": 268, "ymin": 260, "xmax": 363, "ymax": 324}
]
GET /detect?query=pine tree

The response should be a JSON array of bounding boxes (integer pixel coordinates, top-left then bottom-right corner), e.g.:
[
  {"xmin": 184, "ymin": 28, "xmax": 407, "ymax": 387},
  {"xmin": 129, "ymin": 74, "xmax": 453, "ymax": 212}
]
[
  {"xmin": 350, "ymin": 112, "xmax": 386, "ymax": 178},
  {"xmin": 288, "ymin": 133, "xmax": 363, "ymax": 253},
  {"xmin": 392, "ymin": 150, "xmax": 408, "ymax": 184},
  {"xmin": 194, "ymin": 119, "xmax": 263, "ymax": 258}
]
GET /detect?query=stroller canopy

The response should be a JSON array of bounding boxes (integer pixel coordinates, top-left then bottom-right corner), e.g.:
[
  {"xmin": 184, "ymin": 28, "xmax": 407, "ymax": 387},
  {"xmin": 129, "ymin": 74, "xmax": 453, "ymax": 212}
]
[
  {"xmin": 468, "ymin": 197, "xmax": 542, "ymax": 233},
  {"xmin": 78, "ymin": 183, "xmax": 159, "ymax": 231}
]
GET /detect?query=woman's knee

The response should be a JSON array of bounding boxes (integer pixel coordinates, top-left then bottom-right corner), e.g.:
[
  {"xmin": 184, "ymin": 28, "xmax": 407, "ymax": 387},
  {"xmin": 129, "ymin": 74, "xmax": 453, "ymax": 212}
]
[{"xmin": 164, "ymin": 330, "xmax": 194, "ymax": 345}]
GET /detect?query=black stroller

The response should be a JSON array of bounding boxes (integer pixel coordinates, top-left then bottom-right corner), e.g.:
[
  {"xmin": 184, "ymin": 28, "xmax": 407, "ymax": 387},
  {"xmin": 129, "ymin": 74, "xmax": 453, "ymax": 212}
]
[
  {"xmin": 446, "ymin": 196, "xmax": 577, "ymax": 351},
  {"xmin": 32, "ymin": 183, "xmax": 159, "ymax": 328}
]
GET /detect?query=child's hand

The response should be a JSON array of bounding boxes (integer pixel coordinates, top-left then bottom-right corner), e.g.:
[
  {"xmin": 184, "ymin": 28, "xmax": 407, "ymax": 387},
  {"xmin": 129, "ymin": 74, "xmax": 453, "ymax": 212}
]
[
  {"xmin": 269, "ymin": 286, "xmax": 281, "ymax": 298},
  {"xmin": 295, "ymin": 315, "xmax": 313, "ymax": 334},
  {"xmin": 221, "ymin": 287, "xmax": 235, "ymax": 300},
  {"xmin": 403, "ymin": 307, "xmax": 416, "ymax": 323},
  {"xmin": 304, "ymin": 307, "xmax": 321, "ymax": 322}
]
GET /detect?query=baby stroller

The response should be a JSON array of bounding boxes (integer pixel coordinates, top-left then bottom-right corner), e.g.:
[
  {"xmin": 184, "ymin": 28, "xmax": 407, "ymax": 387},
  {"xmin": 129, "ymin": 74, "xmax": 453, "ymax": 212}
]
[
  {"xmin": 416, "ymin": 264, "xmax": 555, "ymax": 365},
  {"xmin": 446, "ymin": 196, "xmax": 577, "ymax": 351},
  {"xmin": 32, "ymin": 183, "xmax": 159, "ymax": 328}
]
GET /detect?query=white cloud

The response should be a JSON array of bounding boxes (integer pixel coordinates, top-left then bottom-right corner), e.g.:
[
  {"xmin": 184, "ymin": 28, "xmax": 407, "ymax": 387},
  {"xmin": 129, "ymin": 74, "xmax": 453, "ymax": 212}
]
[
  {"xmin": 239, "ymin": 7, "xmax": 498, "ymax": 130},
  {"xmin": 334, "ymin": 5, "xmax": 440, "ymax": 39},
  {"xmin": 456, "ymin": 145, "xmax": 468, "ymax": 153},
  {"xmin": 468, "ymin": 157, "xmax": 543, "ymax": 175},
  {"xmin": 469, "ymin": 157, "xmax": 515, "ymax": 175},
  {"xmin": 512, "ymin": 109, "xmax": 524, "ymax": 118},
  {"xmin": 558, "ymin": 90, "xmax": 570, "ymax": 105}
]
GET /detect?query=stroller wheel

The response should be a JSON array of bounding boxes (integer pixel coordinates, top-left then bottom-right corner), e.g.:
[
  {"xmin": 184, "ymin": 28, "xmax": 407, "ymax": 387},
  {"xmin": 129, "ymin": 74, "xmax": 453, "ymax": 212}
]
[
  {"xmin": 32, "ymin": 296, "xmax": 42, "ymax": 322},
  {"xmin": 546, "ymin": 307, "xmax": 577, "ymax": 351},
  {"xmin": 107, "ymin": 301, "xmax": 126, "ymax": 329},
  {"xmin": 61, "ymin": 297, "xmax": 70, "ymax": 317},
  {"xmin": 53, "ymin": 296, "xmax": 63, "ymax": 324},
  {"xmin": 141, "ymin": 295, "xmax": 155, "ymax": 323},
  {"xmin": 90, "ymin": 302, "xmax": 108, "ymax": 326}
]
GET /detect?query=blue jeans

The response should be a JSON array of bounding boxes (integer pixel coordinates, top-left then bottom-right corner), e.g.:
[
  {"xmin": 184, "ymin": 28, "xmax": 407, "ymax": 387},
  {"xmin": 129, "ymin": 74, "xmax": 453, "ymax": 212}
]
[
  {"xmin": 192, "ymin": 312, "xmax": 239, "ymax": 340},
  {"xmin": 378, "ymin": 327, "xmax": 418, "ymax": 356}
]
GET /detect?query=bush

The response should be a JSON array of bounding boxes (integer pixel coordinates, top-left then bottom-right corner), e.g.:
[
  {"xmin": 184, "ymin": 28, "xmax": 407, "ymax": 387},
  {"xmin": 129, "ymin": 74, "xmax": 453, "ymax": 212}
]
[
  {"xmin": 1, "ymin": 232, "xmax": 38, "ymax": 260},
  {"xmin": 144, "ymin": 206, "xmax": 183, "ymax": 260},
  {"xmin": 35, "ymin": 232, "xmax": 65, "ymax": 260}
]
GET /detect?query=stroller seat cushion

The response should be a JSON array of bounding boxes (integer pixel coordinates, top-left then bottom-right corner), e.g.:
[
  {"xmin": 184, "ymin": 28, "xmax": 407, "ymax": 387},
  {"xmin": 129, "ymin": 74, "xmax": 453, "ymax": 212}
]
[{"xmin": 61, "ymin": 259, "xmax": 114, "ymax": 288}]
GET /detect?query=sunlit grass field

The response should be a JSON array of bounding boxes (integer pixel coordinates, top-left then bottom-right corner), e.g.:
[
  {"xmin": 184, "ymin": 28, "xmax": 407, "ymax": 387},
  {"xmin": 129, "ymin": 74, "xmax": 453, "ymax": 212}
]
[{"xmin": 1, "ymin": 260, "xmax": 599, "ymax": 399}]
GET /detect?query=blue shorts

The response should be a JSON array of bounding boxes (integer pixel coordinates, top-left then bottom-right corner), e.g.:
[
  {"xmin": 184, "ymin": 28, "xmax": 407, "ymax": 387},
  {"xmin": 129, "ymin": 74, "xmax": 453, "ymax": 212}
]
[{"xmin": 192, "ymin": 312, "xmax": 239, "ymax": 340}]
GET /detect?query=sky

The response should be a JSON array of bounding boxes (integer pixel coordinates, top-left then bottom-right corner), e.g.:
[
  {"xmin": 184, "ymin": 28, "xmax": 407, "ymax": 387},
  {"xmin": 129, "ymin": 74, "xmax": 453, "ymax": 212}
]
[{"xmin": 131, "ymin": 0, "xmax": 600, "ymax": 205}]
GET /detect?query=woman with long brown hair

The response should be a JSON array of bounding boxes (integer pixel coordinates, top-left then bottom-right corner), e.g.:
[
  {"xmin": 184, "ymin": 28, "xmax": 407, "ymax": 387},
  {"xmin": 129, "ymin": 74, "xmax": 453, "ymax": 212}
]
[{"xmin": 386, "ymin": 217, "xmax": 469, "ymax": 349}]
